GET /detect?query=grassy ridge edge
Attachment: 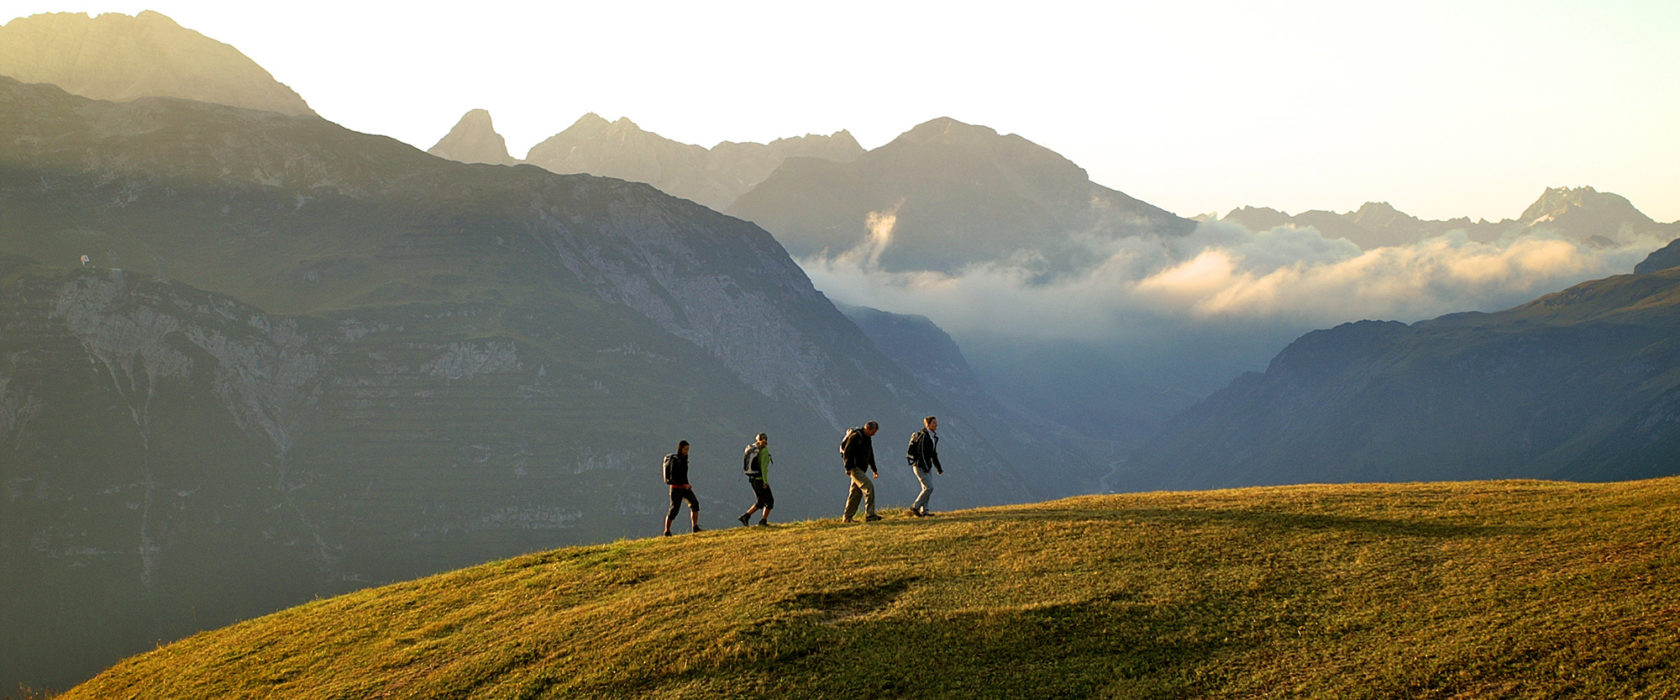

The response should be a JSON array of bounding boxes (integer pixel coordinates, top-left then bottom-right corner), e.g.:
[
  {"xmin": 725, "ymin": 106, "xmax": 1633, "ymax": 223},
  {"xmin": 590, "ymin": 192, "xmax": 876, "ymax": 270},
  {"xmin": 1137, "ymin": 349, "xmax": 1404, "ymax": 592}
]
[{"xmin": 66, "ymin": 478, "xmax": 1680, "ymax": 698}]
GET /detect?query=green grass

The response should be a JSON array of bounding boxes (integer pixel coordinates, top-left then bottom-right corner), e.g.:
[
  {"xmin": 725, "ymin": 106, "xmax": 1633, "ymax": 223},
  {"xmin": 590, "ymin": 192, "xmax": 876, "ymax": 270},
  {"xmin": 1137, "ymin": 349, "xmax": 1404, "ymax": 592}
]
[{"xmin": 65, "ymin": 478, "xmax": 1680, "ymax": 698}]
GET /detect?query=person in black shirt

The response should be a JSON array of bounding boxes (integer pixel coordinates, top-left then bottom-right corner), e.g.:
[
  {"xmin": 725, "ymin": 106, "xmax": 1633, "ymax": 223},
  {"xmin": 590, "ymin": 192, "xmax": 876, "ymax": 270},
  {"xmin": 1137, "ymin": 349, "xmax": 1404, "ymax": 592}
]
[
  {"xmin": 841, "ymin": 421, "xmax": 882, "ymax": 522},
  {"xmin": 663, "ymin": 441, "xmax": 701, "ymax": 536},
  {"xmin": 907, "ymin": 416, "xmax": 943, "ymax": 517}
]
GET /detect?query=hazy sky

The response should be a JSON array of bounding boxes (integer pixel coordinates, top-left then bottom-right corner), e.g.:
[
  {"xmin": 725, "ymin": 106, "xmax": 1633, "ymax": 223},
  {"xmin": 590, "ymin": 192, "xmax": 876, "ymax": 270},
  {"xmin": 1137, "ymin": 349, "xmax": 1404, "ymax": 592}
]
[{"xmin": 5, "ymin": 1, "xmax": 1678, "ymax": 222}]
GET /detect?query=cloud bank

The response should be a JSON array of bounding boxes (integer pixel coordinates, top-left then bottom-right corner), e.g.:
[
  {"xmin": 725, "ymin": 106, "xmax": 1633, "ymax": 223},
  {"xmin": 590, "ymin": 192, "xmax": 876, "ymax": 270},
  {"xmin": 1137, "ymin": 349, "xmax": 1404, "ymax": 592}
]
[{"xmin": 802, "ymin": 218, "xmax": 1667, "ymax": 344}]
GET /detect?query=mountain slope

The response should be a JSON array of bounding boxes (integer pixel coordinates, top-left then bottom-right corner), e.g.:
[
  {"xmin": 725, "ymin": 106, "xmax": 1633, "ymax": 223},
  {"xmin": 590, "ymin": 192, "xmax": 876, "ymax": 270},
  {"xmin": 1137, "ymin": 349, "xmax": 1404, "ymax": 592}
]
[
  {"xmin": 0, "ymin": 11, "xmax": 314, "ymax": 116},
  {"xmin": 428, "ymin": 108, "xmax": 517, "ymax": 165},
  {"xmin": 729, "ymin": 116, "xmax": 1195, "ymax": 277},
  {"xmin": 0, "ymin": 76, "xmax": 1039, "ymax": 691},
  {"xmin": 64, "ymin": 478, "xmax": 1680, "ymax": 698},
  {"xmin": 837, "ymin": 304, "xmax": 1107, "ymax": 495},
  {"xmin": 1123, "ymin": 269, "xmax": 1680, "ymax": 490},
  {"xmin": 1635, "ymin": 237, "xmax": 1680, "ymax": 274},
  {"xmin": 520, "ymin": 113, "xmax": 862, "ymax": 211}
]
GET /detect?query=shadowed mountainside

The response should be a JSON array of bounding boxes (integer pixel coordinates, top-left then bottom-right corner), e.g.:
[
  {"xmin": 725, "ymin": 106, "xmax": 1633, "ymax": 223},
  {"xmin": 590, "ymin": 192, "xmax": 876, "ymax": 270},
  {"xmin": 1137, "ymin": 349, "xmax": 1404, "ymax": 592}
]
[{"xmin": 1124, "ymin": 268, "xmax": 1680, "ymax": 490}]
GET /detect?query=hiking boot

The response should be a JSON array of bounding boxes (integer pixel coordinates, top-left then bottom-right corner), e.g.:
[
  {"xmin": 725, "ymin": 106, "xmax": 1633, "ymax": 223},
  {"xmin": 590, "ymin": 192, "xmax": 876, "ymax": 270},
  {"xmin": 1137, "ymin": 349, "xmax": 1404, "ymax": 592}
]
[
  {"xmin": 907, "ymin": 508, "xmax": 921, "ymax": 518},
  {"xmin": 756, "ymin": 521, "xmax": 770, "ymax": 527},
  {"xmin": 692, "ymin": 526, "xmax": 704, "ymax": 533},
  {"xmin": 842, "ymin": 517, "xmax": 855, "ymax": 523},
  {"xmin": 662, "ymin": 531, "xmax": 672, "ymax": 537},
  {"xmin": 865, "ymin": 514, "xmax": 883, "ymax": 522},
  {"xmin": 737, "ymin": 513, "xmax": 751, "ymax": 527}
]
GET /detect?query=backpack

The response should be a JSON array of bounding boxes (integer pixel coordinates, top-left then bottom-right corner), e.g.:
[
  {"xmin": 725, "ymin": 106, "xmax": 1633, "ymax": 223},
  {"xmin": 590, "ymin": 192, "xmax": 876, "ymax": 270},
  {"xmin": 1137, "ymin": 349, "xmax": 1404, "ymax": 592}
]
[
  {"xmin": 840, "ymin": 428, "xmax": 860, "ymax": 454},
  {"xmin": 662, "ymin": 453, "xmax": 677, "ymax": 481},
  {"xmin": 906, "ymin": 429, "xmax": 925, "ymax": 465}
]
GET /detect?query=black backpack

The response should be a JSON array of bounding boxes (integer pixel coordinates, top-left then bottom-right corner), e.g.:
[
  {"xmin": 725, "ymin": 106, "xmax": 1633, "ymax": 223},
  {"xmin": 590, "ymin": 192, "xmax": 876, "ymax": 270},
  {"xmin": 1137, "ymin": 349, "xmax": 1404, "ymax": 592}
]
[{"xmin": 906, "ymin": 429, "xmax": 925, "ymax": 465}]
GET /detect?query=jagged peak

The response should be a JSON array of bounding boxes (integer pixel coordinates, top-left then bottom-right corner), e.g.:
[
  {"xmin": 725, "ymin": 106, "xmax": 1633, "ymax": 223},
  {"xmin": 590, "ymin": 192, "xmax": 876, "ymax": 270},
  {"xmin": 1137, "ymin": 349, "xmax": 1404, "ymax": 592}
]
[{"xmin": 1521, "ymin": 185, "xmax": 1650, "ymax": 226}]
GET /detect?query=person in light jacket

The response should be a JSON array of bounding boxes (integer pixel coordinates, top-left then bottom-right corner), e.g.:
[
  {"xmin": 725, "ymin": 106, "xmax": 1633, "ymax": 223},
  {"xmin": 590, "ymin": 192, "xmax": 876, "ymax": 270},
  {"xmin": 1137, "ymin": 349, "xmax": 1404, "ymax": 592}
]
[{"xmin": 738, "ymin": 433, "xmax": 775, "ymax": 527}]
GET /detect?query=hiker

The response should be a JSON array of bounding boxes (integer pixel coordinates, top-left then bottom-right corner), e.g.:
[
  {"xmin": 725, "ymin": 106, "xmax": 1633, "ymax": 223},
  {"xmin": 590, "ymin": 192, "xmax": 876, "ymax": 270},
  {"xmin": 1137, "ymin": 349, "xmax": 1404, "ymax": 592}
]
[
  {"xmin": 738, "ymin": 433, "xmax": 775, "ymax": 527},
  {"xmin": 841, "ymin": 421, "xmax": 882, "ymax": 522},
  {"xmin": 907, "ymin": 416, "xmax": 943, "ymax": 517},
  {"xmin": 663, "ymin": 441, "xmax": 701, "ymax": 536}
]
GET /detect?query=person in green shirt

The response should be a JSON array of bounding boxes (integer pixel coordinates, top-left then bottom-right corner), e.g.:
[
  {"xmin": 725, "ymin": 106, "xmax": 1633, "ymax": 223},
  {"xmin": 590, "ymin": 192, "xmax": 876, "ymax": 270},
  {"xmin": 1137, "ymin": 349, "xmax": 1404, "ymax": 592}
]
[{"xmin": 738, "ymin": 433, "xmax": 775, "ymax": 526}]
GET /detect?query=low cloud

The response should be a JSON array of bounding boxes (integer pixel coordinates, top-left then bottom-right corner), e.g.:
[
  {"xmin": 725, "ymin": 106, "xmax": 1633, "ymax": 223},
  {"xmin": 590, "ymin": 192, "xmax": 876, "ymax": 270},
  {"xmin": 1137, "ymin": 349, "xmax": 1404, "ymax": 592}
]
[{"xmin": 802, "ymin": 219, "xmax": 1667, "ymax": 344}]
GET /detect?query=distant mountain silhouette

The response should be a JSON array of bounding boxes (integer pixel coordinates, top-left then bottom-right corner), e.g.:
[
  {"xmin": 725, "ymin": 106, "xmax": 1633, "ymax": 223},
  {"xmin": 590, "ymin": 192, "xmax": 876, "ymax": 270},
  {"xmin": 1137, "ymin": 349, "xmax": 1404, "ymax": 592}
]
[
  {"xmin": 519, "ymin": 113, "xmax": 862, "ymax": 210},
  {"xmin": 1220, "ymin": 187, "xmax": 1678, "ymax": 250},
  {"xmin": 1123, "ymin": 268, "xmax": 1680, "ymax": 490},
  {"xmin": 427, "ymin": 108, "xmax": 517, "ymax": 165},
  {"xmin": 729, "ymin": 116, "xmax": 1195, "ymax": 276},
  {"xmin": 0, "ymin": 11, "xmax": 315, "ymax": 116}
]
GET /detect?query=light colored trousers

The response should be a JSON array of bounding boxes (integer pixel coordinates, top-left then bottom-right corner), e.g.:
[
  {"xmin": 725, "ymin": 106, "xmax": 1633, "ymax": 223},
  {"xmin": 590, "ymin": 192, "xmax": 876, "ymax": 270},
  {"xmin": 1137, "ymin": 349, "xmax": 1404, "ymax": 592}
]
[
  {"xmin": 911, "ymin": 466, "xmax": 933, "ymax": 513},
  {"xmin": 844, "ymin": 468, "xmax": 877, "ymax": 519}
]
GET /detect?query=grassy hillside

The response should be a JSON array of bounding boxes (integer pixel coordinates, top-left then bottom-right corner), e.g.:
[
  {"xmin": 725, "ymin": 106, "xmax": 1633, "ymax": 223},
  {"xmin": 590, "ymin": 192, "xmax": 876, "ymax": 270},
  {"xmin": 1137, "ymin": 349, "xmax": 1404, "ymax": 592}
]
[{"xmin": 65, "ymin": 478, "xmax": 1679, "ymax": 698}]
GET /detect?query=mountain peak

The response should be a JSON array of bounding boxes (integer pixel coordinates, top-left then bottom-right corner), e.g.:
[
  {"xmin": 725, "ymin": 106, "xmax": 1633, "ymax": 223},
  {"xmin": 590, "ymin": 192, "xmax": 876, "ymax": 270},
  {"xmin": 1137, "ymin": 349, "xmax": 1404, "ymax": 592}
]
[
  {"xmin": 0, "ymin": 11, "xmax": 316, "ymax": 116},
  {"xmin": 428, "ymin": 108, "xmax": 517, "ymax": 166},
  {"xmin": 900, "ymin": 116, "xmax": 998, "ymax": 143},
  {"xmin": 1520, "ymin": 185, "xmax": 1652, "ymax": 232}
]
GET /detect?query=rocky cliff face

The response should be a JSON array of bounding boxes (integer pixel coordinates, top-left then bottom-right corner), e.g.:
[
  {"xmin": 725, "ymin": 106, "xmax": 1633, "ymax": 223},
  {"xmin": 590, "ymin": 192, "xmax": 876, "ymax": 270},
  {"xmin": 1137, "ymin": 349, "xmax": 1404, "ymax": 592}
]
[
  {"xmin": 0, "ymin": 11, "xmax": 316, "ymax": 117},
  {"xmin": 427, "ymin": 108, "xmax": 518, "ymax": 165},
  {"xmin": 0, "ymin": 77, "xmax": 1043, "ymax": 690},
  {"xmin": 1122, "ymin": 270, "xmax": 1680, "ymax": 490},
  {"xmin": 521, "ymin": 113, "xmax": 862, "ymax": 211}
]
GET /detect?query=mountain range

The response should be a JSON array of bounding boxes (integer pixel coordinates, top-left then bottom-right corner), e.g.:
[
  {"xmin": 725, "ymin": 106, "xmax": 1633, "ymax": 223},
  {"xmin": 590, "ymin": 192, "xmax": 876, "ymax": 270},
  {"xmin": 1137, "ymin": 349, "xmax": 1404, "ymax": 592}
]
[
  {"xmin": 1217, "ymin": 187, "xmax": 1679, "ymax": 250},
  {"xmin": 729, "ymin": 116, "xmax": 1196, "ymax": 277},
  {"xmin": 425, "ymin": 109, "xmax": 865, "ymax": 213}
]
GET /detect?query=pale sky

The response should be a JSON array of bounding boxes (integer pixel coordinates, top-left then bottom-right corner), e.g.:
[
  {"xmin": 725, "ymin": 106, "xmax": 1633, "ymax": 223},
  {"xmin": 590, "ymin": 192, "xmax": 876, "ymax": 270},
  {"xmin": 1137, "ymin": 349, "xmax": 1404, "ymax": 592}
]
[{"xmin": 6, "ymin": 0, "xmax": 1678, "ymax": 222}]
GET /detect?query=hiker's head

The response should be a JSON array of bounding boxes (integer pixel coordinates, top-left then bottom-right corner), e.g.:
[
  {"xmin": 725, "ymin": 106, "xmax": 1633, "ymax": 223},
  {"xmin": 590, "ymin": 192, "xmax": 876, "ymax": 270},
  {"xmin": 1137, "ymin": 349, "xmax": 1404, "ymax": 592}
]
[
  {"xmin": 863, "ymin": 421, "xmax": 879, "ymax": 436},
  {"xmin": 924, "ymin": 416, "xmax": 938, "ymax": 431},
  {"xmin": 678, "ymin": 440, "xmax": 690, "ymax": 456},
  {"xmin": 756, "ymin": 433, "xmax": 768, "ymax": 447}
]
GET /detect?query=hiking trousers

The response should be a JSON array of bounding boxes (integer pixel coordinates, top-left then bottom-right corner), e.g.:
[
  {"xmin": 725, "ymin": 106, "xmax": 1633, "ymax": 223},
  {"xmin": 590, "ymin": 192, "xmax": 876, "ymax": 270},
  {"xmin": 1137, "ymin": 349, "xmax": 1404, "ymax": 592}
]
[
  {"xmin": 911, "ymin": 466, "xmax": 933, "ymax": 514},
  {"xmin": 843, "ymin": 468, "xmax": 876, "ymax": 520}
]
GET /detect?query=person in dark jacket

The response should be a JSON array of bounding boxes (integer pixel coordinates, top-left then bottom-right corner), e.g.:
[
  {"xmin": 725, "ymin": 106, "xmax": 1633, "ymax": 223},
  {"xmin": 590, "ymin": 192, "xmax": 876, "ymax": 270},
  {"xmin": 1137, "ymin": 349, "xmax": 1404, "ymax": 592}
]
[
  {"xmin": 907, "ymin": 415, "xmax": 943, "ymax": 517},
  {"xmin": 663, "ymin": 441, "xmax": 701, "ymax": 536},
  {"xmin": 841, "ymin": 421, "xmax": 882, "ymax": 522},
  {"xmin": 738, "ymin": 433, "xmax": 775, "ymax": 527}
]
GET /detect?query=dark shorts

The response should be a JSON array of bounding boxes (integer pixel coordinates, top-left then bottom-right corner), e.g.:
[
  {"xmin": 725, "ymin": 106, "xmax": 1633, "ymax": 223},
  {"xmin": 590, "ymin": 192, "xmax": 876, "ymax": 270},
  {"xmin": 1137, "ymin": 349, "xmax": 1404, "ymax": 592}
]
[
  {"xmin": 667, "ymin": 487, "xmax": 698, "ymax": 519},
  {"xmin": 747, "ymin": 478, "xmax": 774, "ymax": 510}
]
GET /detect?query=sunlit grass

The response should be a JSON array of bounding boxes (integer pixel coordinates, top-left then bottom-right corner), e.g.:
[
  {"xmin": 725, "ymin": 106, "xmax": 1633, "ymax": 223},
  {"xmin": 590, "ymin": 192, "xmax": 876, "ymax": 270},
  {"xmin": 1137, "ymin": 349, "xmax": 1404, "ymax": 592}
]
[{"xmin": 66, "ymin": 478, "xmax": 1680, "ymax": 698}]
